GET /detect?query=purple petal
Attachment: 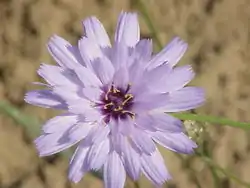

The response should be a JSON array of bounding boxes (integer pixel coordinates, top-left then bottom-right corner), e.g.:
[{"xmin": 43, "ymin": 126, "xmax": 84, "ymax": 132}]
[
  {"xmin": 141, "ymin": 149, "xmax": 171, "ymax": 186},
  {"xmin": 91, "ymin": 57, "xmax": 115, "ymax": 84},
  {"xmin": 130, "ymin": 128, "xmax": 156, "ymax": 155},
  {"xmin": 117, "ymin": 118, "xmax": 134, "ymax": 135},
  {"xmin": 52, "ymin": 85, "xmax": 80, "ymax": 101},
  {"xmin": 115, "ymin": 12, "xmax": 140, "ymax": 47},
  {"xmin": 134, "ymin": 39, "xmax": 153, "ymax": 62},
  {"xmin": 135, "ymin": 114, "xmax": 157, "ymax": 131},
  {"xmin": 78, "ymin": 37, "xmax": 103, "ymax": 69},
  {"xmin": 73, "ymin": 65, "xmax": 102, "ymax": 87},
  {"xmin": 133, "ymin": 92, "xmax": 168, "ymax": 113},
  {"xmin": 24, "ymin": 90, "xmax": 66, "ymax": 109},
  {"xmin": 42, "ymin": 114, "xmax": 78, "ymax": 133},
  {"xmin": 164, "ymin": 65, "xmax": 195, "ymax": 92},
  {"xmin": 67, "ymin": 98, "xmax": 92, "ymax": 114},
  {"xmin": 159, "ymin": 87, "xmax": 205, "ymax": 112},
  {"xmin": 147, "ymin": 37, "xmax": 187, "ymax": 70},
  {"xmin": 82, "ymin": 87, "xmax": 103, "ymax": 102},
  {"xmin": 110, "ymin": 132, "xmax": 126, "ymax": 155},
  {"xmin": 103, "ymin": 151, "xmax": 126, "ymax": 188},
  {"xmin": 47, "ymin": 35, "xmax": 84, "ymax": 69},
  {"xmin": 84, "ymin": 124, "xmax": 110, "ymax": 145},
  {"xmin": 67, "ymin": 122, "xmax": 94, "ymax": 141},
  {"xmin": 123, "ymin": 139, "xmax": 141, "ymax": 180},
  {"xmin": 86, "ymin": 138, "xmax": 110, "ymax": 170},
  {"xmin": 68, "ymin": 143, "xmax": 90, "ymax": 183},
  {"xmin": 144, "ymin": 63, "xmax": 172, "ymax": 91},
  {"xmin": 83, "ymin": 17, "xmax": 111, "ymax": 47},
  {"xmin": 113, "ymin": 65, "xmax": 129, "ymax": 90},
  {"xmin": 150, "ymin": 132, "xmax": 197, "ymax": 154},
  {"xmin": 37, "ymin": 64, "xmax": 79, "ymax": 89},
  {"xmin": 111, "ymin": 41, "xmax": 130, "ymax": 70},
  {"xmin": 136, "ymin": 113, "xmax": 183, "ymax": 132},
  {"xmin": 34, "ymin": 132, "xmax": 77, "ymax": 157}
]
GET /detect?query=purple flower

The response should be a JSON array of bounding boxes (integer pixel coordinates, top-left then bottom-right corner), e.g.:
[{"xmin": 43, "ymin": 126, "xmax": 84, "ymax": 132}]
[{"xmin": 25, "ymin": 12, "xmax": 205, "ymax": 188}]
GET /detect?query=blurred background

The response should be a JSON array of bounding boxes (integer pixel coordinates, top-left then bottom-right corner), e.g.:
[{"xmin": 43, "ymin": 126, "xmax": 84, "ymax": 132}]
[{"xmin": 1, "ymin": 0, "xmax": 250, "ymax": 187}]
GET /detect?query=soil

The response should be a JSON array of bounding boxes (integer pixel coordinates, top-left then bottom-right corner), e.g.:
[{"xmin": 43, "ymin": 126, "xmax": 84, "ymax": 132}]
[{"xmin": 1, "ymin": 0, "xmax": 250, "ymax": 187}]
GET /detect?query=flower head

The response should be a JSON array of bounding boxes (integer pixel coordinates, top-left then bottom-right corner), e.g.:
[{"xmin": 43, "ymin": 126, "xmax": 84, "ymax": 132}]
[{"xmin": 25, "ymin": 12, "xmax": 205, "ymax": 188}]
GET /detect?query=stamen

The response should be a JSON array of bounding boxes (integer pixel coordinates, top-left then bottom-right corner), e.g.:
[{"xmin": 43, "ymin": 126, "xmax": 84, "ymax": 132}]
[
  {"xmin": 121, "ymin": 110, "xmax": 135, "ymax": 119},
  {"xmin": 122, "ymin": 94, "xmax": 133, "ymax": 106},
  {"xmin": 113, "ymin": 87, "xmax": 120, "ymax": 93},
  {"xmin": 125, "ymin": 83, "xmax": 132, "ymax": 93},
  {"xmin": 114, "ymin": 106, "xmax": 123, "ymax": 111},
  {"xmin": 104, "ymin": 102, "xmax": 114, "ymax": 109},
  {"xmin": 105, "ymin": 90, "xmax": 110, "ymax": 100}
]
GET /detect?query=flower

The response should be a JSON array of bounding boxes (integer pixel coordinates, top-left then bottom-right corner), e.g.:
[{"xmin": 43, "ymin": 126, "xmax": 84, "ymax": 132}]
[{"xmin": 25, "ymin": 12, "xmax": 205, "ymax": 188}]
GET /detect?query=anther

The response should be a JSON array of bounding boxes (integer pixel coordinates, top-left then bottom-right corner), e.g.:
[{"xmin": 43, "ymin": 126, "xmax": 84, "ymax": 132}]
[
  {"xmin": 103, "ymin": 102, "xmax": 114, "ymax": 109},
  {"xmin": 121, "ymin": 110, "xmax": 135, "ymax": 119},
  {"xmin": 114, "ymin": 106, "xmax": 123, "ymax": 111},
  {"xmin": 122, "ymin": 94, "xmax": 133, "ymax": 106}
]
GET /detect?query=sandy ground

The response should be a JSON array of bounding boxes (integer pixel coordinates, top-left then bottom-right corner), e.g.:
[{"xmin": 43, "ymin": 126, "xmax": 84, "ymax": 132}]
[{"xmin": 1, "ymin": 0, "xmax": 250, "ymax": 187}]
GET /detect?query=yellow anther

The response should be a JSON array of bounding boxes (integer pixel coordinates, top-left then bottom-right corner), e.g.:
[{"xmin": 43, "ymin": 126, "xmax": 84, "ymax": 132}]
[
  {"xmin": 122, "ymin": 94, "xmax": 133, "ymax": 106},
  {"xmin": 104, "ymin": 102, "xmax": 114, "ymax": 109},
  {"xmin": 121, "ymin": 110, "xmax": 135, "ymax": 119},
  {"xmin": 105, "ymin": 89, "xmax": 110, "ymax": 100},
  {"xmin": 113, "ymin": 88, "xmax": 120, "ymax": 93},
  {"xmin": 114, "ymin": 106, "xmax": 123, "ymax": 111}
]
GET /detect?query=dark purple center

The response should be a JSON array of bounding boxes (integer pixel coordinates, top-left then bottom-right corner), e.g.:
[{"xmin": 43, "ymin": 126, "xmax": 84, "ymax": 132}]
[{"xmin": 99, "ymin": 84, "xmax": 134, "ymax": 123}]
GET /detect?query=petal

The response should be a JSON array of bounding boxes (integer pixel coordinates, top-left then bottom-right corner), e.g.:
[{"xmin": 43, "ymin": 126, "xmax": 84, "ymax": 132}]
[
  {"xmin": 133, "ymin": 92, "xmax": 168, "ymax": 113},
  {"xmin": 113, "ymin": 65, "xmax": 129, "ymax": 90},
  {"xmin": 37, "ymin": 64, "xmax": 77, "ymax": 88},
  {"xmin": 123, "ymin": 139, "xmax": 141, "ymax": 180},
  {"xmin": 86, "ymin": 138, "xmax": 110, "ymax": 170},
  {"xmin": 91, "ymin": 57, "xmax": 115, "ymax": 84},
  {"xmin": 35, "ymin": 123, "xmax": 92, "ymax": 157},
  {"xmin": 67, "ymin": 98, "xmax": 92, "ymax": 114},
  {"xmin": 52, "ymin": 85, "xmax": 80, "ymax": 101},
  {"xmin": 103, "ymin": 151, "xmax": 126, "ymax": 188},
  {"xmin": 159, "ymin": 87, "xmax": 205, "ymax": 112},
  {"xmin": 164, "ymin": 65, "xmax": 195, "ymax": 92},
  {"xmin": 117, "ymin": 118, "xmax": 134, "ymax": 135},
  {"xmin": 78, "ymin": 37, "xmax": 103, "ymax": 69},
  {"xmin": 111, "ymin": 41, "xmax": 129, "ymax": 70},
  {"xmin": 150, "ymin": 131, "xmax": 197, "ymax": 154},
  {"xmin": 134, "ymin": 39, "xmax": 153, "ymax": 62},
  {"xmin": 67, "ymin": 122, "xmax": 94, "ymax": 141},
  {"xmin": 109, "ymin": 127, "xmax": 126, "ymax": 155},
  {"xmin": 115, "ymin": 12, "xmax": 140, "ymax": 47},
  {"xmin": 130, "ymin": 128, "xmax": 156, "ymax": 155},
  {"xmin": 42, "ymin": 114, "xmax": 78, "ymax": 133},
  {"xmin": 73, "ymin": 63, "xmax": 102, "ymax": 87},
  {"xmin": 24, "ymin": 90, "xmax": 66, "ymax": 109},
  {"xmin": 148, "ymin": 113, "xmax": 183, "ymax": 132},
  {"xmin": 144, "ymin": 63, "xmax": 172, "ymax": 90},
  {"xmin": 84, "ymin": 124, "xmax": 110, "ymax": 145},
  {"xmin": 135, "ymin": 114, "xmax": 157, "ymax": 131},
  {"xmin": 148, "ymin": 37, "xmax": 187, "ymax": 70},
  {"xmin": 34, "ymin": 132, "xmax": 78, "ymax": 157},
  {"xmin": 141, "ymin": 149, "xmax": 171, "ymax": 186},
  {"xmin": 68, "ymin": 143, "xmax": 90, "ymax": 183},
  {"xmin": 83, "ymin": 17, "xmax": 111, "ymax": 47},
  {"xmin": 47, "ymin": 35, "xmax": 83, "ymax": 69},
  {"xmin": 82, "ymin": 87, "xmax": 102, "ymax": 102}
]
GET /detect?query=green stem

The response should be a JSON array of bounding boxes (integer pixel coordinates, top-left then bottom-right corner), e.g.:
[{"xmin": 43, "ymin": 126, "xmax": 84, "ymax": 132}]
[
  {"xmin": 136, "ymin": 0, "xmax": 163, "ymax": 50},
  {"xmin": 173, "ymin": 113, "xmax": 250, "ymax": 129}
]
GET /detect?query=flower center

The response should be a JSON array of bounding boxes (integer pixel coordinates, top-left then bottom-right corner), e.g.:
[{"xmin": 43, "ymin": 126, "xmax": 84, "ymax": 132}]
[{"xmin": 100, "ymin": 84, "xmax": 135, "ymax": 123}]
